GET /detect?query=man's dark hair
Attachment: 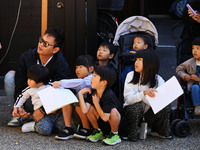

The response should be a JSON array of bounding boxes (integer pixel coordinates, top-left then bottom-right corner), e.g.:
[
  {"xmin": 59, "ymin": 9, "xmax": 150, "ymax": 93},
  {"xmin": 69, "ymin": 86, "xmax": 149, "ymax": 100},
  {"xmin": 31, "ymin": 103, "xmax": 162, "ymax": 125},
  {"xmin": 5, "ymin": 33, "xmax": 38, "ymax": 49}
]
[
  {"xmin": 94, "ymin": 66, "xmax": 116, "ymax": 87},
  {"xmin": 27, "ymin": 64, "xmax": 49, "ymax": 85},
  {"xmin": 192, "ymin": 37, "xmax": 200, "ymax": 45},
  {"xmin": 75, "ymin": 55, "xmax": 95, "ymax": 70},
  {"xmin": 99, "ymin": 42, "xmax": 116, "ymax": 55},
  {"xmin": 44, "ymin": 27, "xmax": 65, "ymax": 49}
]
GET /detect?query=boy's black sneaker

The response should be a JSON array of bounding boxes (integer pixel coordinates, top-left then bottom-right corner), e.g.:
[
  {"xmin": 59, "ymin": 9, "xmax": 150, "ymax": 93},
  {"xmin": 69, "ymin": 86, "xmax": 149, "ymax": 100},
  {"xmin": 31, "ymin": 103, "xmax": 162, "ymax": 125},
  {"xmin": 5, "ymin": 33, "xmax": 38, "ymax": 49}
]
[
  {"xmin": 55, "ymin": 127, "xmax": 74, "ymax": 140},
  {"xmin": 73, "ymin": 128, "xmax": 92, "ymax": 139}
]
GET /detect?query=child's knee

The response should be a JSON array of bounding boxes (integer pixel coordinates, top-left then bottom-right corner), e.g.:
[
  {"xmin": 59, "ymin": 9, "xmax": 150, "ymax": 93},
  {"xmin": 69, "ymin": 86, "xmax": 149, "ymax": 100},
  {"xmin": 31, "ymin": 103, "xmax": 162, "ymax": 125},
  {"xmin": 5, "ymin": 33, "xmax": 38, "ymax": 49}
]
[
  {"xmin": 35, "ymin": 119, "xmax": 53, "ymax": 136},
  {"xmin": 110, "ymin": 108, "xmax": 121, "ymax": 120},
  {"xmin": 190, "ymin": 84, "xmax": 200, "ymax": 91}
]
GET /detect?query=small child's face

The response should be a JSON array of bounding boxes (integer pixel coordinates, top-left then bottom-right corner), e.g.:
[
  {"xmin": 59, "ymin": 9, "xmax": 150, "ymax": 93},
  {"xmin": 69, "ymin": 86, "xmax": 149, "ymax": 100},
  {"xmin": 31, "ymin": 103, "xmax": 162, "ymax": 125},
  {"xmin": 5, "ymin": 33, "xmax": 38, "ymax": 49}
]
[
  {"xmin": 27, "ymin": 79, "xmax": 40, "ymax": 88},
  {"xmin": 134, "ymin": 58, "xmax": 143, "ymax": 75},
  {"xmin": 75, "ymin": 65, "xmax": 91, "ymax": 79},
  {"xmin": 133, "ymin": 37, "xmax": 148, "ymax": 51},
  {"xmin": 192, "ymin": 45, "xmax": 200, "ymax": 60},
  {"xmin": 97, "ymin": 45, "xmax": 113, "ymax": 61},
  {"xmin": 91, "ymin": 72, "xmax": 101, "ymax": 89}
]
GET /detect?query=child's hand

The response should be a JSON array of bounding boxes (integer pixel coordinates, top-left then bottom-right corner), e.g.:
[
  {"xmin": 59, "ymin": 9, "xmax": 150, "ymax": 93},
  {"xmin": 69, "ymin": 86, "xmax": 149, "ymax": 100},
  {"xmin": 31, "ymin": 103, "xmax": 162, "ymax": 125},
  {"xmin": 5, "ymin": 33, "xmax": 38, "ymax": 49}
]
[
  {"xmin": 130, "ymin": 51, "xmax": 136, "ymax": 54},
  {"xmin": 144, "ymin": 88, "xmax": 157, "ymax": 97},
  {"xmin": 78, "ymin": 88, "xmax": 91, "ymax": 95},
  {"xmin": 92, "ymin": 93, "xmax": 100, "ymax": 104},
  {"xmin": 33, "ymin": 109, "xmax": 45, "ymax": 122},
  {"xmin": 184, "ymin": 75, "xmax": 191, "ymax": 81},
  {"xmin": 191, "ymin": 74, "xmax": 200, "ymax": 82},
  {"xmin": 52, "ymin": 81, "xmax": 61, "ymax": 88},
  {"xmin": 12, "ymin": 107, "xmax": 19, "ymax": 117},
  {"xmin": 18, "ymin": 107, "xmax": 30, "ymax": 118}
]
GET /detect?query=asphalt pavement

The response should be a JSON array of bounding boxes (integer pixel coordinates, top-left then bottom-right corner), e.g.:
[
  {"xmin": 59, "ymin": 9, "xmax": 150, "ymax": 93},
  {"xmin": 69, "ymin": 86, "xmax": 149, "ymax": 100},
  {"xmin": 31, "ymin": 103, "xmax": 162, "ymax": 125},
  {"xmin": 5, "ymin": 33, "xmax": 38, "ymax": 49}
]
[{"xmin": 0, "ymin": 15, "xmax": 200, "ymax": 150}]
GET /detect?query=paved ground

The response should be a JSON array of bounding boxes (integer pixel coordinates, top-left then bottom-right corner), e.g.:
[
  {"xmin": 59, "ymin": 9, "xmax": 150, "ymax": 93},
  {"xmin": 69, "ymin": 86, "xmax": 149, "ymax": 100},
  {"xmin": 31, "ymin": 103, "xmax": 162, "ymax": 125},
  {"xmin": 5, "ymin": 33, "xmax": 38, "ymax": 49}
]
[{"xmin": 0, "ymin": 15, "xmax": 200, "ymax": 150}]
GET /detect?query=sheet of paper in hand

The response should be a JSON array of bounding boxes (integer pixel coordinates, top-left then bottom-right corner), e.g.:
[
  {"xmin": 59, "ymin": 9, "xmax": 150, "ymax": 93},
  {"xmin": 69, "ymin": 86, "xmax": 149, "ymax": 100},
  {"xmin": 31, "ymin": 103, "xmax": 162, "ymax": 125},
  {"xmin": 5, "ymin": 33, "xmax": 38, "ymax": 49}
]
[
  {"xmin": 145, "ymin": 76, "xmax": 183, "ymax": 114},
  {"xmin": 38, "ymin": 86, "xmax": 78, "ymax": 114}
]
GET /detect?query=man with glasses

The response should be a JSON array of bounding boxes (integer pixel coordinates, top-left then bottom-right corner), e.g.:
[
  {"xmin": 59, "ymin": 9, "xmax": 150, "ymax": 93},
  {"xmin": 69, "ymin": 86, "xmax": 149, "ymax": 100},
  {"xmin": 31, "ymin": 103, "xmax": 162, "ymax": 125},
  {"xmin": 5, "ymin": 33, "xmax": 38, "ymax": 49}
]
[{"xmin": 5, "ymin": 27, "xmax": 70, "ymax": 127}]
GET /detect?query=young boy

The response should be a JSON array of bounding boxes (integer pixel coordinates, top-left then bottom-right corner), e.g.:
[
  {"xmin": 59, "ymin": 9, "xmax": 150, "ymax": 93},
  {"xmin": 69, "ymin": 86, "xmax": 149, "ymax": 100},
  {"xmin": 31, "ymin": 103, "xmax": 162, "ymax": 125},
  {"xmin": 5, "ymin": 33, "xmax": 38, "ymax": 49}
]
[
  {"xmin": 13, "ymin": 64, "xmax": 63, "ymax": 136},
  {"xmin": 78, "ymin": 66, "xmax": 125, "ymax": 145},
  {"xmin": 176, "ymin": 37, "xmax": 200, "ymax": 116},
  {"xmin": 121, "ymin": 35, "xmax": 151, "ymax": 85},
  {"xmin": 52, "ymin": 55, "xmax": 95, "ymax": 140}
]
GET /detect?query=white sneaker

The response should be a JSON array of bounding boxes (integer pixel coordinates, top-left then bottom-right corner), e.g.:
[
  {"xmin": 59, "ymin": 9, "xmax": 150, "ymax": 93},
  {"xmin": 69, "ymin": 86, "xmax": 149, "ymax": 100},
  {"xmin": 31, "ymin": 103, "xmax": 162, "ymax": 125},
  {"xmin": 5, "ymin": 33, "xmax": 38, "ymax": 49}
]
[{"xmin": 21, "ymin": 121, "xmax": 35, "ymax": 133}]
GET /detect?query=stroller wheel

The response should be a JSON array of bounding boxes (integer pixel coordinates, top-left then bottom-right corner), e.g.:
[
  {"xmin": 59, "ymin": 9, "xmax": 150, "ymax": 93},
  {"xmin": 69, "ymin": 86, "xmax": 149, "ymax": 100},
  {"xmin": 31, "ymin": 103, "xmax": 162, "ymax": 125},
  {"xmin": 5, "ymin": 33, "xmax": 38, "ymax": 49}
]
[
  {"xmin": 170, "ymin": 119, "xmax": 181, "ymax": 134},
  {"xmin": 175, "ymin": 120, "xmax": 190, "ymax": 137}
]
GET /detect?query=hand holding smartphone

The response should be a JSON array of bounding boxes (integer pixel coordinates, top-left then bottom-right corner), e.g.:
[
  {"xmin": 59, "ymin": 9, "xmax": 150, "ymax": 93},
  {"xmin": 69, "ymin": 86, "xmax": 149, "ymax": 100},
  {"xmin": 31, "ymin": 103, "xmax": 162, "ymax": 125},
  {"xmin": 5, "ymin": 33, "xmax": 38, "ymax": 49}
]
[{"xmin": 186, "ymin": 4, "xmax": 197, "ymax": 16}]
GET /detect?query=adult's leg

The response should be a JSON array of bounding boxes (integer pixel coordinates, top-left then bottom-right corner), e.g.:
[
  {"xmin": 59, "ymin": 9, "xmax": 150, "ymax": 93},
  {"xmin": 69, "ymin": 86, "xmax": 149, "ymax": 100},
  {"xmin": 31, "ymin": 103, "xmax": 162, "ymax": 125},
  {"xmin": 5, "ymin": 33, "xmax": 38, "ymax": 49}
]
[
  {"xmin": 124, "ymin": 102, "xmax": 143, "ymax": 141},
  {"xmin": 4, "ymin": 70, "xmax": 15, "ymax": 106}
]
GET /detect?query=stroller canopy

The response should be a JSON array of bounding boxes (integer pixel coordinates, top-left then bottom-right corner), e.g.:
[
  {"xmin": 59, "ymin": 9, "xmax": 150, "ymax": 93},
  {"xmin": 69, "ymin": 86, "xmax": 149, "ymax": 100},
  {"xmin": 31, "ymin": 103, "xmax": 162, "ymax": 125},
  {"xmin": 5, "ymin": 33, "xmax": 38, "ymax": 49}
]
[{"xmin": 113, "ymin": 16, "xmax": 159, "ymax": 46}]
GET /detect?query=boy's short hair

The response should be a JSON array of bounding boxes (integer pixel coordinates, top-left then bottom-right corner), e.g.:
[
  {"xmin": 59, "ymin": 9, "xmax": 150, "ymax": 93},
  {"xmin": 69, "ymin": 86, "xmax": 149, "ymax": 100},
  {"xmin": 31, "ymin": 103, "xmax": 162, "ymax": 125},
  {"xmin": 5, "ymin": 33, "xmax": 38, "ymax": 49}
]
[
  {"xmin": 75, "ymin": 55, "xmax": 95, "ymax": 69},
  {"xmin": 134, "ymin": 34, "xmax": 153, "ymax": 48},
  {"xmin": 27, "ymin": 64, "xmax": 49, "ymax": 85},
  {"xmin": 99, "ymin": 42, "xmax": 116, "ymax": 55},
  {"xmin": 192, "ymin": 37, "xmax": 200, "ymax": 45},
  {"xmin": 94, "ymin": 66, "xmax": 116, "ymax": 87},
  {"xmin": 44, "ymin": 27, "xmax": 65, "ymax": 49}
]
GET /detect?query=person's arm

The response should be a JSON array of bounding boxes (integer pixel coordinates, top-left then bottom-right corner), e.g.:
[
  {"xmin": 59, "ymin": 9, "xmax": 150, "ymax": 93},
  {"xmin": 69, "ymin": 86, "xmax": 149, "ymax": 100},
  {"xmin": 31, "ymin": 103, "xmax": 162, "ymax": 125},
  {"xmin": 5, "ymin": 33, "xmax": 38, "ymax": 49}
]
[
  {"xmin": 53, "ymin": 74, "xmax": 92, "ymax": 90},
  {"xmin": 176, "ymin": 60, "xmax": 191, "ymax": 81},
  {"xmin": 123, "ymin": 72, "xmax": 146, "ymax": 105},
  {"xmin": 92, "ymin": 93, "xmax": 110, "ymax": 122},
  {"xmin": 78, "ymin": 88, "xmax": 92, "ymax": 113}
]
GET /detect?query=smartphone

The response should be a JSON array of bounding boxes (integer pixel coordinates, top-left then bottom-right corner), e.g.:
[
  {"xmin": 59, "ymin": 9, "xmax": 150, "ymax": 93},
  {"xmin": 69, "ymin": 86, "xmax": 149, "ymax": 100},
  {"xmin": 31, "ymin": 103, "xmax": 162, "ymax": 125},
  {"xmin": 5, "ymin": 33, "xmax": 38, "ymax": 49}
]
[{"xmin": 186, "ymin": 4, "xmax": 197, "ymax": 16}]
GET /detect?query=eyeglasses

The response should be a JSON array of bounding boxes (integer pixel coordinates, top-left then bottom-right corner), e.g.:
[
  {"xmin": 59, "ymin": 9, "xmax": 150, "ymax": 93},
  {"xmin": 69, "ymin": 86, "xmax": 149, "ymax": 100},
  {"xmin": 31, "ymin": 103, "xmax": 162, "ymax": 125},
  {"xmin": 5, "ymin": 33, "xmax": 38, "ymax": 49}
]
[{"xmin": 39, "ymin": 37, "xmax": 55, "ymax": 48}]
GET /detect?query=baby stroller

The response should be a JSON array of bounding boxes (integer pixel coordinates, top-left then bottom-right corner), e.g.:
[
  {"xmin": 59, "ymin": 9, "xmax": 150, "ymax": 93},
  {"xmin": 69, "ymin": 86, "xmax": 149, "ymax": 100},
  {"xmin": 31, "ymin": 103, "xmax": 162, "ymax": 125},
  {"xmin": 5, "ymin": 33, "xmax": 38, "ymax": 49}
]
[{"xmin": 112, "ymin": 16, "xmax": 159, "ymax": 100}]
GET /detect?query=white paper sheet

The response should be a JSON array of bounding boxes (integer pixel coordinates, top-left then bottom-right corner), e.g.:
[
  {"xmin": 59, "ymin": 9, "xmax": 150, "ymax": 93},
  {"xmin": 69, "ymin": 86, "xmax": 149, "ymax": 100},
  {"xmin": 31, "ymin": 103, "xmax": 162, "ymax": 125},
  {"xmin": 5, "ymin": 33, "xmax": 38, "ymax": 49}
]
[
  {"xmin": 38, "ymin": 86, "xmax": 78, "ymax": 114},
  {"xmin": 145, "ymin": 76, "xmax": 183, "ymax": 114}
]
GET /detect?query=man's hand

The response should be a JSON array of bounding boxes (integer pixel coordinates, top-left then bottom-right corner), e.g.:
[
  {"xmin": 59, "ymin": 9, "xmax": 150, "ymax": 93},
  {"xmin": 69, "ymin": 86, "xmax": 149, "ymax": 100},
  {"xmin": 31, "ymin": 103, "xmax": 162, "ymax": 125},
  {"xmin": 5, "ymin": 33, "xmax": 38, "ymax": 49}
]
[
  {"xmin": 33, "ymin": 109, "xmax": 45, "ymax": 122},
  {"xmin": 18, "ymin": 107, "xmax": 30, "ymax": 118}
]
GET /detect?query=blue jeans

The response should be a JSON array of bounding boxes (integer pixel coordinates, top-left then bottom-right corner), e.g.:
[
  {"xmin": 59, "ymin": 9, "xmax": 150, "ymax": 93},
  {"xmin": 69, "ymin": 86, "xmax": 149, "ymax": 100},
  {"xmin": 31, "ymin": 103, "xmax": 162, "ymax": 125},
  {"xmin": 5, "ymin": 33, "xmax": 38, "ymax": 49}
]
[
  {"xmin": 4, "ymin": 71, "xmax": 15, "ymax": 105},
  {"xmin": 190, "ymin": 84, "xmax": 200, "ymax": 106},
  {"xmin": 35, "ymin": 109, "xmax": 64, "ymax": 136}
]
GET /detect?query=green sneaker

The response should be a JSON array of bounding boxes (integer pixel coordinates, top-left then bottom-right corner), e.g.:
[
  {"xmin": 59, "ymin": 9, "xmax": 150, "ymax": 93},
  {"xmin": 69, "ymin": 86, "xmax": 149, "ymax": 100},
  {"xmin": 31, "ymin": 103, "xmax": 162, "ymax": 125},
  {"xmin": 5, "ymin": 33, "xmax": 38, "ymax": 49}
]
[
  {"xmin": 86, "ymin": 129, "xmax": 103, "ymax": 142},
  {"xmin": 102, "ymin": 132, "xmax": 121, "ymax": 145}
]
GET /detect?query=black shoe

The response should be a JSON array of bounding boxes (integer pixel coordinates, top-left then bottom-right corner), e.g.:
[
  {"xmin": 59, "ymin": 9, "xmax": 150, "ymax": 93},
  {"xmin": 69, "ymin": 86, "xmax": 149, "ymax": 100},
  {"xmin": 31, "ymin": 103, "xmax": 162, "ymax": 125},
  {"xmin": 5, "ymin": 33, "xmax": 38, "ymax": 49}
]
[
  {"xmin": 73, "ymin": 128, "xmax": 92, "ymax": 139},
  {"xmin": 55, "ymin": 127, "xmax": 74, "ymax": 140}
]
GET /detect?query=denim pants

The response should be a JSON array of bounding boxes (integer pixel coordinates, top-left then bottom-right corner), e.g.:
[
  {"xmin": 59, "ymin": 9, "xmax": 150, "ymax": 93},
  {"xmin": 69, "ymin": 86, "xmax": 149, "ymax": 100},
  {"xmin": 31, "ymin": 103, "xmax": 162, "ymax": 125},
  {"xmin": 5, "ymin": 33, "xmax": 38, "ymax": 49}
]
[
  {"xmin": 4, "ymin": 71, "xmax": 15, "ymax": 106},
  {"xmin": 35, "ymin": 109, "xmax": 64, "ymax": 136},
  {"xmin": 190, "ymin": 84, "xmax": 200, "ymax": 106}
]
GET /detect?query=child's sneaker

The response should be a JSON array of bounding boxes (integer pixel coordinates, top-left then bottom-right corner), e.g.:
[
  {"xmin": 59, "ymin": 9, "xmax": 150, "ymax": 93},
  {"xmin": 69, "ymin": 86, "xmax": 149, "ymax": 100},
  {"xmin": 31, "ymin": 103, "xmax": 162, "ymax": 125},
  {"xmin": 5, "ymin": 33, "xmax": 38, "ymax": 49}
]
[
  {"xmin": 55, "ymin": 127, "xmax": 74, "ymax": 140},
  {"xmin": 86, "ymin": 129, "xmax": 103, "ymax": 142},
  {"xmin": 7, "ymin": 117, "xmax": 23, "ymax": 127},
  {"xmin": 150, "ymin": 131, "xmax": 173, "ymax": 139},
  {"xmin": 102, "ymin": 132, "xmax": 121, "ymax": 145},
  {"xmin": 21, "ymin": 121, "xmax": 35, "ymax": 132},
  {"xmin": 73, "ymin": 128, "xmax": 92, "ymax": 139}
]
